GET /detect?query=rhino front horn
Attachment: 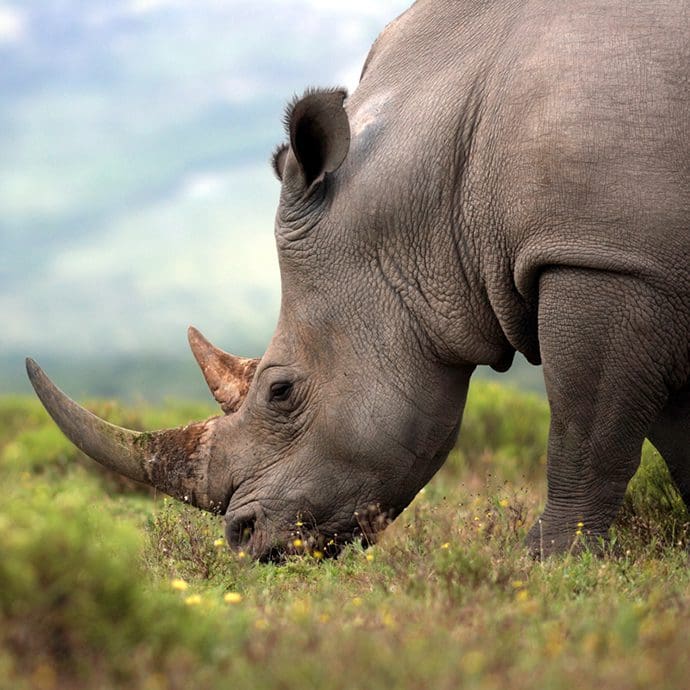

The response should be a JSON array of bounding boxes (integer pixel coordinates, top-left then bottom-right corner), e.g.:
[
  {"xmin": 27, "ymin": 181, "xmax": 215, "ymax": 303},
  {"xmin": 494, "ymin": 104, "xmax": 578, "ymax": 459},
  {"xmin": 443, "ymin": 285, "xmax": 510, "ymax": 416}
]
[
  {"xmin": 25, "ymin": 358, "xmax": 228, "ymax": 513},
  {"xmin": 187, "ymin": 326, "xmax": 259, "ymax": 414}
]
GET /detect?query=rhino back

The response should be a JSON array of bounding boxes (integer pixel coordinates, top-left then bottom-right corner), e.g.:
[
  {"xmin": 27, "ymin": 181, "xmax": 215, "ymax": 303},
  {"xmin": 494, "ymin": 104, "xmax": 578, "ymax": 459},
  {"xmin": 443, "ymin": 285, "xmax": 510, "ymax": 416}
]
[
  {"xmin": 492, "ymin": 0, "xmax": 689, "ymax": 296},
  {"xmin": 346, "ymin": 0, "xmax": 688, "ymax": 362}
]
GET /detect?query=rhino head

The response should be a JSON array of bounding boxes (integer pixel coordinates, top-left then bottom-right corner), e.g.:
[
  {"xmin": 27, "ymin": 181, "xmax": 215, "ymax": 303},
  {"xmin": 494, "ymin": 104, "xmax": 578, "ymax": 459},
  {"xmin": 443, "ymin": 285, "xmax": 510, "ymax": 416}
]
[{"xmin": 27, "ymin": 88, "xmax": 473, "ymax": 560}]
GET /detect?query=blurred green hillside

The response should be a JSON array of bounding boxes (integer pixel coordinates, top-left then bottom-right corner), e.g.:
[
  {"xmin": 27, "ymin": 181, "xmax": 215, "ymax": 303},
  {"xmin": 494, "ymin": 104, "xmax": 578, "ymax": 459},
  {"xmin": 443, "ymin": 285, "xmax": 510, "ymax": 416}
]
[{"xmin": 0, "ymin": 350, "xmax": 545, "ymax": 401}]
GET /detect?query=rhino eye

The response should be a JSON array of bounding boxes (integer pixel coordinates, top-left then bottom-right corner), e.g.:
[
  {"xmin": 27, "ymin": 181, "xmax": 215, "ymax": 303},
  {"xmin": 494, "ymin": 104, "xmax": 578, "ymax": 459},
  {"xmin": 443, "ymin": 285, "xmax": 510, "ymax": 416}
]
[{"xmin": 269, "ymin": 381, "xmax": 293, "ymax": 403}]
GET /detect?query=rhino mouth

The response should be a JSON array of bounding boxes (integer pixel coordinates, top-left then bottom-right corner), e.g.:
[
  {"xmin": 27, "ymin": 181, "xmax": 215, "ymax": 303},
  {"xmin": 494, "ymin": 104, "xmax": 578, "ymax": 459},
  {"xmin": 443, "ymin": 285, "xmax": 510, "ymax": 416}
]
[
  {"xmin": 224, "ymin": 501, "xmax": 397, "ymax": 562},
  {"xmin": 224, "ymin": 510, "xmax": 341, "ymax": 562}
]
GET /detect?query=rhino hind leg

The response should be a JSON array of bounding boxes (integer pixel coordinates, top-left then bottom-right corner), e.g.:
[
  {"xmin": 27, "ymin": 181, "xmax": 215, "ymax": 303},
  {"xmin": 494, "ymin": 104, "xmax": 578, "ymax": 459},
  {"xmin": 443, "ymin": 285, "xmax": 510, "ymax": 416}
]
[
  {"xmin": 526, "ymin": 268, "xmax": 680, "ymax": 557},
  {"xmin": 647, "ymin": 385, "xmax": 690, "ymax": 508}
]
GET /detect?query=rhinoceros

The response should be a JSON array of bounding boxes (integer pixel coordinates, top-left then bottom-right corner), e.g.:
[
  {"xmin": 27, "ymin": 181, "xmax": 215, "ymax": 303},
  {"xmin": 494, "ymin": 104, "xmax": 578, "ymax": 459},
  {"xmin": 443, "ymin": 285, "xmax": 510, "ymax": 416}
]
[{"xmin": 27, "ymin": 0, "xmax": 689, "ymax": 559}]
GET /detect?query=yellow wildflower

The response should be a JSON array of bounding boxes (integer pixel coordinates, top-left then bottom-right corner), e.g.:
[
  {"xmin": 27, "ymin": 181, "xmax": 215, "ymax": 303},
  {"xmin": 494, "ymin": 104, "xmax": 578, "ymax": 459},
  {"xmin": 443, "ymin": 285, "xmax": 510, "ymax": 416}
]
[
  {"xmin": 441, "ymin": 542, "xmax": 450, "ymax": 549},
  {"xmin": 291, "ymin": 600, "xmax": 310, "ymax": 617},
  {"xmin": 293, "ymin": 538, "xmax": 303, "ymax": 548},
  {"xmin": 499, "ymin": 498, "xmax": 509, "ymax": 508},
  {"xmin": 184, "ymin": 594, "xmax": 202, "ymax": 606},
  {"xmin": 213, "ymin": 538, "xmax": 225, "ymax": 548},
  {"xmin": 366, "ymin": 552, "xmax": 374, "ymax": 561},
  {"xmin": 170, "ymin": 578, "xmax": 189, "ymax": 591},
  {"xmin": 312, "ymin": 549, "xmax": 324, "ymax": 560},
  {"xmin": 382, "ymin": 612, "xmax": 395, "ymax": 628},
  {"xmin": 224, "ymin": 592, "xmax": 243, "ymax": 604}
]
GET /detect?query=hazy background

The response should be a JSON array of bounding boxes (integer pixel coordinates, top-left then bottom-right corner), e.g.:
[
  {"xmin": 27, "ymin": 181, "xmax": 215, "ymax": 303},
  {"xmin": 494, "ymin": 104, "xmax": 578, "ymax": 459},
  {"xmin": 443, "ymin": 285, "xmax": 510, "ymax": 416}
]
[{"xmin": 1, "ymin": 0, "xmax": 542, "ymax": 400}]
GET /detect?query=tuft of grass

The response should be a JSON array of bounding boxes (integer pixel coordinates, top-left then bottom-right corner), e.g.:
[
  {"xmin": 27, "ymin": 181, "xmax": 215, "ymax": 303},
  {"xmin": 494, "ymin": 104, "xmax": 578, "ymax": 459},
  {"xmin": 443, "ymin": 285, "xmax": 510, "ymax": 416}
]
[
  {"xmin": 144, "ymin": 498, "xmax": 243, "ymax": 583},
  {"xmin": 614, "ymin": 442, "xmax": 690, "ymax": 554}
]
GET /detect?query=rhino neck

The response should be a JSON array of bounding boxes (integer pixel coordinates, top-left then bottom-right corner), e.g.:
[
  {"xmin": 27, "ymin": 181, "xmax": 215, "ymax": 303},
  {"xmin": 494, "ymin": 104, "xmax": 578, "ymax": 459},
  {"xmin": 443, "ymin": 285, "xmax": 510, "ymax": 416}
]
[
  {"xmin": 342, "ymin": 3, "xmax": 529, "ymax": 373},
  {"xmin": 341, "ymin": 109, "xmax": 516, "ymax": 372}
]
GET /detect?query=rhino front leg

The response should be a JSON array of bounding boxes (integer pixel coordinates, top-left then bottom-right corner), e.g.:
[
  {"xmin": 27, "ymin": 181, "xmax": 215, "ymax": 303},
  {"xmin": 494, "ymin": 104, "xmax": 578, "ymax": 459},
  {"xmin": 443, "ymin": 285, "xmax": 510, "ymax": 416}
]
[
  {"xmin": 526, "ymin": 268, "xmax": 681, "ymax": 557},
  {"xmin": 648, "ymin": 387, "xmax": 690, "ymax": 508}
]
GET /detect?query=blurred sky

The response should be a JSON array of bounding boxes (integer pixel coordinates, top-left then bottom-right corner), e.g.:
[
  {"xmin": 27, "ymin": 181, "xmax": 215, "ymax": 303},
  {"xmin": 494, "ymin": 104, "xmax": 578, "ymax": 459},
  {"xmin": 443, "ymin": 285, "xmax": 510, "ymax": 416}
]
[{"xmin": 1, "ymin": 0, "xmax": 411, "ymax": 360}]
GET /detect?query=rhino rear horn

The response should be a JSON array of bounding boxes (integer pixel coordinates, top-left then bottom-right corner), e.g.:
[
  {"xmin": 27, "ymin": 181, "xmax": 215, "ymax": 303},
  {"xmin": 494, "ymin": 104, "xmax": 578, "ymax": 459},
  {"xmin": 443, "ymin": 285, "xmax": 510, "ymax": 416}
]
[
  {"xmin": 26, "ymin": 358, "xmax": 228, "ymax": 513},
  {"xmin": 187, "ymin": 326, "xmax": 259, "ymax": 414}
]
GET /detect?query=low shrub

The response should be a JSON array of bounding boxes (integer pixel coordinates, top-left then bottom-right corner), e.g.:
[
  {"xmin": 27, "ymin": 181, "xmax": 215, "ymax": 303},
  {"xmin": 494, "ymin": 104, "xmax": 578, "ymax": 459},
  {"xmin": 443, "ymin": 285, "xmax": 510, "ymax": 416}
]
[
  {"xmin": 449, "ymin": 381, "xmax": 549, "ymax": 480},
  {"xmin": 0, "ymin": 486, "xmax": 237, "ymax": 688}
]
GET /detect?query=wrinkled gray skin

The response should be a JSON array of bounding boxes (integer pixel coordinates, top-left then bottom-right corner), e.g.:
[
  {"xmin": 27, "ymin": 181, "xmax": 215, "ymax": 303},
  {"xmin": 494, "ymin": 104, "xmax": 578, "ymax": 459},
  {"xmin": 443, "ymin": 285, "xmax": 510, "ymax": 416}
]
[{"xmin": 28, "ymin": 0, "xmax": 689, "ymax": 559}]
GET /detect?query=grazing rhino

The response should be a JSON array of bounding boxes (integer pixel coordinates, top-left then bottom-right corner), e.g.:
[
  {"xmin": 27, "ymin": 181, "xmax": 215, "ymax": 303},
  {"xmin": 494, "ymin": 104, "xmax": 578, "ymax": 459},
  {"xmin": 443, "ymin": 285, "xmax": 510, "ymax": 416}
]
[{"xmin": 27, "ymin": 0, "xmax": 689, "ymax": 559}]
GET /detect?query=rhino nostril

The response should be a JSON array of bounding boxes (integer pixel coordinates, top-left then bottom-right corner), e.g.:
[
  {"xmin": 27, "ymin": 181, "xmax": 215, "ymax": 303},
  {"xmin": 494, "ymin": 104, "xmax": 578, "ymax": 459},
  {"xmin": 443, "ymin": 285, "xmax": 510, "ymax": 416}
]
[{"xmin": 225, "ymin": 514, "xmax": 256, "ymax": 549}]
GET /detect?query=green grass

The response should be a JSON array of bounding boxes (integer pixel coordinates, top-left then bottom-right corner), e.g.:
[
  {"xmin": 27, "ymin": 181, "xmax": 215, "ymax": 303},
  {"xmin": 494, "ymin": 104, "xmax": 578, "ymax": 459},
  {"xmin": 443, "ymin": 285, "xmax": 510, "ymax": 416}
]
[{"xmin": 1, "ymin": 382, "xmax": 688, "ymax": 690}]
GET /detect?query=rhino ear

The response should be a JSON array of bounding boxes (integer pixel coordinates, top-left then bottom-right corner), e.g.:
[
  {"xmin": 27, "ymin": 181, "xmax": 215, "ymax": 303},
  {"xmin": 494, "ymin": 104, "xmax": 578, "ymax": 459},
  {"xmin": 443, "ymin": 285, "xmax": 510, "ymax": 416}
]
[{"xmin": 286, "ymin": 88, "xmax": 350, "ymax": 188}]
